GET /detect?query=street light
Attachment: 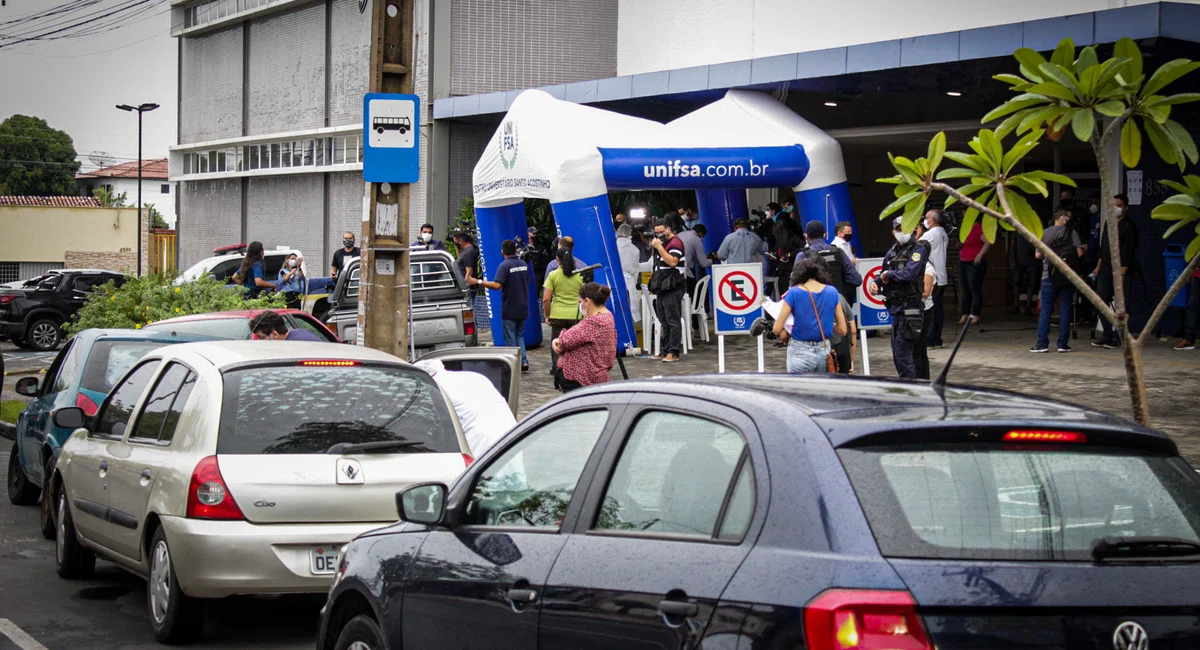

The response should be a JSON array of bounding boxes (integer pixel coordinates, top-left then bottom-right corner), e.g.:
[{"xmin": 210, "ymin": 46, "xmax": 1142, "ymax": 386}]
[{"xmin": 116, "ymin": 102, "xmax": 159, "ymax": 276}]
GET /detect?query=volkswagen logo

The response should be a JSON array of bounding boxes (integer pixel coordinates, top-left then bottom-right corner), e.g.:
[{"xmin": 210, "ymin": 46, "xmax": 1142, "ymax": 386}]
[{"xmin": 1113, "ymin": 621, "xmax": 1149, "ymax": 650}]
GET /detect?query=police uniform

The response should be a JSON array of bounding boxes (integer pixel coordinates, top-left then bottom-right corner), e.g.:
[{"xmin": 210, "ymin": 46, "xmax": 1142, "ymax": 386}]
[{"xmin": 880, "ymin": 222, "xmax": 930, "ymax": 379}]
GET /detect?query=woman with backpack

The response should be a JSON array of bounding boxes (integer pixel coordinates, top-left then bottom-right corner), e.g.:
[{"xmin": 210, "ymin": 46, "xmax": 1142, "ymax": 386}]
[{"xmin": 1030, "ymin": 209, "xmax": 1084, "ymax": 354}]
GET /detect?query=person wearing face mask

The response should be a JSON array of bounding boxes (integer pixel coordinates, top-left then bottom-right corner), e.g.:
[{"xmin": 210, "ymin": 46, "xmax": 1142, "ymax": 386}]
[
  {"xmin": 552, "ymin": 282, "xmax": 616, "ymax": 393},
  {"xmin": 330, "ymin": 231, "xmax": 359, "ymax": 281},
  {"xmin": 1091, "ymin": 193, "xmax": 1139, "ymax": 349},
  {"xmin": 869, "ymin": 217, "xmax": 930, "ymax": 379},
  {"xmin": 677, "ymin": 204, "xmax": 700, "ymax": 231},
  {"xmin": 412, "ymin": 223, "xmax": 446, "ymax": 251},
  {"xmin": 276, "ymin": 253, "xmax": 306, "ymax": 309},
  {"xmin": 919, "ymin": 210, "xmax": 949, "ymax": 348}
]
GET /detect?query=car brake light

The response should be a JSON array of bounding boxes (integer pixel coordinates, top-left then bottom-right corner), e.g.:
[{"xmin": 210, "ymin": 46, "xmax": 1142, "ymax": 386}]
[
  {"xmin": 462, "ymin": 453, "xmax": 474, "ymax": 467},
  {"xmin": 463, "ymin": 309, "xmax": 476, "ymax": 337},
  {"xmin": 298, "ymin": 360, "xmax": 360, "ymax": 367},
  {"xmin": 0, "ymin": 294, "xmax": 15, "ymax": 304},
  {"xmin": 75, "ymin": 393, "xmax": 99, "ymax": 417},
  {"xmin": 805, "ymin": 589, "xmax": 932, "ymax": 650},
  {"xmin": 186, "ymin": 456, "xmax": 245, "ymax": 520},
  {"xmin": 1003, "ymin": 430, "xmax": 1086, "ymax": 443}
]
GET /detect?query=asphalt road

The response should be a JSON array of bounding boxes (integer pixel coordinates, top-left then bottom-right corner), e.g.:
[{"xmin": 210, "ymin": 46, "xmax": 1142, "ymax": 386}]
[{"xmin": 0, "ymin": 441, "xmax": 320, "ymax": 650}]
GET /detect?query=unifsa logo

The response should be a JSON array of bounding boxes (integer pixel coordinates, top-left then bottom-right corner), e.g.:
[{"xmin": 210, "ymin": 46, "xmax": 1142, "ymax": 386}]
[
  {"xmin": 643, "ymin": 159, "xmax": 771, "ymax": 179},
  {"xmin": 499, "ymin": 121, "xmax": 519, "ymax": 170}
]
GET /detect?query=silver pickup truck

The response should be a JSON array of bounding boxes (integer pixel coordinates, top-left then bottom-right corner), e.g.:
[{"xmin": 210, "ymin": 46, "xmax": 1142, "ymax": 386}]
[{"xmin": 323, "ymin": 250, "xmax": 478, "ymax": 355}]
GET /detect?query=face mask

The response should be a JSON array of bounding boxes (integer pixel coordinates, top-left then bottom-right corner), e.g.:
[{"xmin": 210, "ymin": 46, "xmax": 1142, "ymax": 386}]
[
  {"xmin": 420, "ymin": 232, "xmax": 432, "ymax": 242},
  {"xmin": 344, "ymin": 239, "xmax": 355, "ymax": 248},
  {"xmin": 579, "ymin": 301, "xmax": 587, "ymax": 313},
  {"xmin": 1089, "ymin": 204, "xmax": 1099, "ymax": 215},
  {"xmin": 288, "ymin": 260, "xmax": 297, "ymax": 268},
  {"xmin": 894, "ymin": 232, "xmax": 911, "ymax": 245}
]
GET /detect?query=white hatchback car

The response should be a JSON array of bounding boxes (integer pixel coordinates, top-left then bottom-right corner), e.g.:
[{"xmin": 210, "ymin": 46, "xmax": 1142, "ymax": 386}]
[{"xmin": 48, "ymin": 340, "xmax": 517, "ymax": 643}]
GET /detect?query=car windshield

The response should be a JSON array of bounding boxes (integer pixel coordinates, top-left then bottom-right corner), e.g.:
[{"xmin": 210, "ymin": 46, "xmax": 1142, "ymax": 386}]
[
  {"xmin": 217, "ymin": 364, "xmax": 459, "ymax": 455},
  {"xmin": 80, "ymin": 341, "xmax": 170, "ymax": 394},
  {"xmin": 36, "ymin": 275, "xmax": 63, "ymax": 290},
  {"xmin": 839, "ymin": 443, "xmax": 1200, "ymax": 562},
  {"xmin": 145, "ymin": 318, "xmax": 251, "ymax": 340}
]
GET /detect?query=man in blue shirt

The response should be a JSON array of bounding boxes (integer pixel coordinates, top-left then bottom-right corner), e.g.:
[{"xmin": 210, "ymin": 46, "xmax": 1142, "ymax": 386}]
[
  {"xmin": 250, "ymin": 311, "xmax": 324, "ymax": 341},
  {"xmin": 469, "ymin": 239, "xmax": 531, "ymax": 372},
  {"xmin": 716, "ymin": 218, "xmax": 765, "ymax": 264},
  {"xmin": 545, "ymin": 236, "xmax": 586, "ymax": 275}
]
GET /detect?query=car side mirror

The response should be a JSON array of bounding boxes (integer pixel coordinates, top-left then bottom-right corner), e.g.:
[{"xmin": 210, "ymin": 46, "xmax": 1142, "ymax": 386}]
[
  {"xmin": 396, "ymin": 483, "xmax": 447, "ymax": 525},
  {"xmin": 15, "ymin": 376, "xmax": 39, "ymax": 397},
  {"xmin": 53, "ymin": 407, "xmax": 86, "ymax": 430}
]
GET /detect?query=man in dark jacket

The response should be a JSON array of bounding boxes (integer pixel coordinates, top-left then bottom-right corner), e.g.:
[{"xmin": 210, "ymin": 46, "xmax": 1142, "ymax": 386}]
[{"xmin": 1090, "ymin": 193, "xmax": 1138, "ymax": 349}]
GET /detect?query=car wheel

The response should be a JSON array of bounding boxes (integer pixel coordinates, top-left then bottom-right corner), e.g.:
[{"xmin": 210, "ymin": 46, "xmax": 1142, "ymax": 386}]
[
  {"xmin": 7, "ymin": 444, "xmax": 41, "ymax": 505},
  {"xmin": 55, "ymin": 485, "xmax": 95, "ymax": 579},
  {"xmin": 40, "ymin": 455, "xmax": 57, "ymax": 540},
  {"xmin": 27, "ymin": 319, "xmax": 61, "ymax": 352},
  {"xmin": 148, "ymin": 526, "xmax": 204, "ymax": 644},
  {"xmin": 334, "ymin": 615, "xmax": 386, "ymax": 650},
  {"xmin": 10, "ymin": 334, "xmax": 34, "ymax": 350}
]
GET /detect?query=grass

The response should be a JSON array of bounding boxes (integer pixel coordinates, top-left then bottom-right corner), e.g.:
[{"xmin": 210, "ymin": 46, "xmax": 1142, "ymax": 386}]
[{"xmin": 1, "ymin": 399, "xmax": 26, "ymax": 424}]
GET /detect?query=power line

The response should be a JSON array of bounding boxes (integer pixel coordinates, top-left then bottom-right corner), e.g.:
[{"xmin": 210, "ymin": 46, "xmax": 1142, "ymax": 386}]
[{"xmin": 0, "ymin": 0, "xmax": 163, "ymax": 49}]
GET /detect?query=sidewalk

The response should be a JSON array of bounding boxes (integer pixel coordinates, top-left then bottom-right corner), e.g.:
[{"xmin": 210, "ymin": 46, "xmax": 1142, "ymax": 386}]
[{"xmin": 518, "ymin": 318, "xmax": 1200, "ymax": 463}]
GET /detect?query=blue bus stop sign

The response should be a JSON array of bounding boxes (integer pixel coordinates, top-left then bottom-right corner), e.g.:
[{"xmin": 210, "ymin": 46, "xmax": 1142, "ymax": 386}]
[{"xmin": 363, "ymin": 93, "xmax": 420, "ymax": 183}]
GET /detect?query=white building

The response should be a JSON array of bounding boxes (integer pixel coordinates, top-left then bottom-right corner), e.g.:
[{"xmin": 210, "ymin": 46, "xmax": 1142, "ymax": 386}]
[{"xmin": 77, "ymin": 158, "xmax": 175, "ymax": 228}]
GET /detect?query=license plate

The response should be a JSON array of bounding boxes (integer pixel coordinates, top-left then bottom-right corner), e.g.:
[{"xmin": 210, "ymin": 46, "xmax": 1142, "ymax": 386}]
[{"xmin": 309, "ymin": 546, "xmax": 341, "ymax": 575}]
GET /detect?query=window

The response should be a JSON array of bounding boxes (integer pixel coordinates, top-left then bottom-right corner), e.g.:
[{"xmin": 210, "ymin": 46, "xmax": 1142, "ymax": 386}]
[
  {"xmin": 346, "ymin": 266, "xmax": 360, "ymax": 298},
  {"xmin": 288, "ymin": 315, "xmax": 331, "ymax": 341},
  {"xmin": 80, "ymin": 341, "xmax": 171, "ymax": 395},
  {"xmin": 160, "ymin": 184, "xmax": 170, "ymax": 194},
  {"xmin": 72, "ymin": 276, "xmax": 109, "ymax": 293},
  {"xmin": 94, "ymin": 362, "xmax": 159, "ymax": 438},
  {"xmin": 839, "ymin": 444, "xmax": 1200, "ymax": 561},
  {"xmin": 47, "ymin": 339, "xmax": 82, "ymax": 395},
  {"xmin": 131, "ymin": 363, "xmax": 195, "ymax": 443},
  {"xmin": 593, "ymin": 411, "xmax": 750, "ymax": 539},
  {"xmin": 465, "ymin": 410, "xmax": 608, "ymax": 529},
  {"xmin": 144, "ymin": 317, "xmax": 251, "ymax": 340}
]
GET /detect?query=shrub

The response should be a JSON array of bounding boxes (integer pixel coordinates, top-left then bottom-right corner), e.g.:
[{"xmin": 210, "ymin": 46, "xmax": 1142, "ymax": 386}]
[{"xmin": 66, "ymin": 274, "xmax": 286, "ymax": 335}]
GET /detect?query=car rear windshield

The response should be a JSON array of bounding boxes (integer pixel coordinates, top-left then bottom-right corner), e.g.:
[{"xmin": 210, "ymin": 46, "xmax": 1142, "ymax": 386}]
[
  {"xmin": 80, "ymin": 341, "xmax": 169, "ymax": 394},
  {"xmin": 217, "ymin": 364, "xmax": 459, "ymax": 455},
  {"xmin": 838, "ymin": 444, "xmax": 1200, "ymax": 561},
  {"xmin": 145, "ymin": 318, "xmax": 250, "ymax": 340}
]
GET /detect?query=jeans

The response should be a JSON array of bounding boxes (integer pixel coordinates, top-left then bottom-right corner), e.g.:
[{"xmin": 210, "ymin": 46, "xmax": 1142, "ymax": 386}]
[
  {"xmin": 1096, "ymin": 270, "xmax": 1119, "ymax": 342},
  {"xmin": 786, "ymin": 339, "xmax": 829, "ymax": 373},
  {"xmin": 502, "ymin": 318, "xmax": 528, "ymax": 367},
  {"xmin": 655, "ymin": 288, "xmax": 684, "ymax": 355},
  {"xmin": 928, "ymin": 285, "xmax": 946, "ymax": 344},
  {"xmin": 549, "ymin": 318, "xmax": 579, "ymax": 370},
  {"xmin": 1183, "ymin": 277, "xmax": 1200, "ymax": 341},
  {"xmin": 960, "ymin": 259, "xmax": 988, "ymax": 317},
  {"xmin": 1037, "ymin": 278, "xmax": 1075, "ymax": 349}
]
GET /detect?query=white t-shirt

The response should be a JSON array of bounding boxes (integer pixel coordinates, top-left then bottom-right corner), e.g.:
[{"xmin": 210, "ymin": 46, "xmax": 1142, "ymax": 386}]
[
  {"xmin": 920, "ymin": 226, "xmax": 949, "ymax": 286},
  {"xmin": 923, "ymin": 263, "xmax": 936, "ymax": 311},
  {"xmin": 414, "ymin": 360, "xmax": 515, "ymax": 457},
  {"xmin": 832, "ymin": 236, "xmax": 856, "ymax": 263}
]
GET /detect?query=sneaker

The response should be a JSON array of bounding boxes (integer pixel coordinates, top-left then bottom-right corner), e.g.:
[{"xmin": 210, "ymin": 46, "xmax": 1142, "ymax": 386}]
[
  {"xmin": 1103, "ymin": 340, "xmax": 1121, "ymax": 349},
  {"xmin": 1174, "ymin": 339, "xmax": 1196, "ymax": 351},
  {"xmin": 1030, "ymin": 344, "xmax": 1049, "ymax": 353},
  {"xmin": 1057, "ymin": 344, "xmax": 1072, "ymax": 353},
  {"xmin": 1090, "ymin": 340, "xmax": 1109, "ymax": 348}
]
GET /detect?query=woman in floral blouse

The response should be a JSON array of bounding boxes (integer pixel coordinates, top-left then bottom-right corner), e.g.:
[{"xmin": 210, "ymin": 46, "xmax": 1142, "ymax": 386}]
[{"xmin": 552, "ymin": 282, "xmax": 616, "ymax": 392}]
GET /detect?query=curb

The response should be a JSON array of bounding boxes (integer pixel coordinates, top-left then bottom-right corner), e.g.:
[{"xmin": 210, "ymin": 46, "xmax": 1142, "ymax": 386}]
[
  {"xmin": 0, "ymin": 421, "xmax": 14, "ymax": 441},
  {"xmin": 3, "ymin": 368, "xmax": 45, "ymax": 377}
]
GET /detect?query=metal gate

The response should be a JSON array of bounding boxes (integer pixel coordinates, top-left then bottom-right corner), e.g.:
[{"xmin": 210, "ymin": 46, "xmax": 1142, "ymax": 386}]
[{"xmin": 149, "ymin": 230, "xmax": 177, "ymax": 275}]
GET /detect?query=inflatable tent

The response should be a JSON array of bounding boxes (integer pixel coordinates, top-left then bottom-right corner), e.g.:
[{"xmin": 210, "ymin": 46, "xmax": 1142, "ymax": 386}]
[{"xmin": 471, "ymin": 88, "xmax": 857, "ymax": 350}]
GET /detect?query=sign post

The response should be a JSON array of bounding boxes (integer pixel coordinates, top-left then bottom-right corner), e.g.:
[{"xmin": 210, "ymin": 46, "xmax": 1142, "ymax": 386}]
[
  {"xmin": 853, "ymin": 257, "xmax": 891, "ymax": 376},
  {"xmin": 713, "ymin": 263, "xmax": 764, "ymax": 372}
]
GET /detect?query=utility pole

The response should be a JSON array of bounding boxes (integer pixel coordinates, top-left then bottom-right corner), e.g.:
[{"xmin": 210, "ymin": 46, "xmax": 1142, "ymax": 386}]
[
  {"xmin": 116, "ymin": 102, "xmax": 159, "ymax": 276},
  {"xmin": 359, "ymin": 0, "xmax": 414, "ymax": 357}
]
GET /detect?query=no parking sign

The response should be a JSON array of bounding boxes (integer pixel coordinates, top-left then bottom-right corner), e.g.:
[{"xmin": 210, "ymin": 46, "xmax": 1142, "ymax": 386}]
[
  {"xmin": 854, "ymin": 257, "xmax": 892, "ymax": 330},
  {"xmin": 713, "ymin": 263, "xmax": 763, "ymax": 335}
]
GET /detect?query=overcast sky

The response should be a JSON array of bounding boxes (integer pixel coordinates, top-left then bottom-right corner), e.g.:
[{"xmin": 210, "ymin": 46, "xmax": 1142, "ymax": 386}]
[{"xmin": 0, "ymin": 1, "xmax": 177, "ymax": 174}]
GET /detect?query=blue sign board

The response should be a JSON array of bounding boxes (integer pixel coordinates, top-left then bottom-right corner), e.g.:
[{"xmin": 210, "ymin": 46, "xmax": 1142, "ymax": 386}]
[
  {"xmin": 596, "ymin": 146, "xmax": 809, "ymax": 191},
  {"xmin": 854, "ymin": 257, "xmax": 893, "ymax": 330},
  {"xmin": 713, "ymin": 263, "xmax": 763, "ymax": 335},
  {"xmin": 363, "ymin": 93, "xmax": 420, "ymax": 183}
]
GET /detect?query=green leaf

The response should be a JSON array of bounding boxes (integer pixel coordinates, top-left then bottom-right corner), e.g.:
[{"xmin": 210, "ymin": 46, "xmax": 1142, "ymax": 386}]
[
  {"xmin": 1027, "ymin": 81, "xmax": 1078, "ymax": 102},
  {"xmin": 1149, "ymin": 92, "xmax": 1200, "ymax": 107},
  {"xmin": 1038, "ymin": 62, "xmax": 1081, "ymax": 94},
  {"xmin": 1024, "ymin": 170, "xmax": 1077, "ymax": 187},
  {"xmin": 902, "ymin": 193, "xmax": 928, "ymax": 233},
  {"xmin": 915, "ymin": 157, "xmax": 931, "ymax": 178},
  {"xmin": 1094, "ymin": 100, "xmax": 1126, "ymax": 117},
  {"xmin": 1075, "ymin": 45, "xmax": 1099, "ymax": 75},
  {"xmin": 1151, "ymin": 202, "xmax": 1200, "ymax": 221},
  {"xmin": 1006, "ymin": 190, "xmax": 1044, "ymax": 239},
  {"xmin": 889, "ymin": 153, "xmax": 924, "ymax": 185},
  {"xmin": 1051, "ymin": 38, "xmax": 1075, "ymax": 68},
  {"xmin": 927, "ymin": 132, "xmax": 946, "ymax": 172},
  {"xmin": 1113, "ymin": 37, "xmax": 1143, "ymax": 85},
  {"xmin": 994, "ymin": 110, "xmax": 1029, "ymax": 139},
  {"xmin": 1078, "ymin": 65, "xmax": 1100, "ymax": 98},
  {"xmin": 978, "ymin": 129, "xmax": 1004, "ymax": 170},
  {"xmin": 876, "ymin": 176, "xmax": 904, "ymax": 184},
  {"xmin": 1165, "ymin": 119, "xmax": 1200, "ymax": 165},
  {"xmin": 1120, "ymin": 119, "xmax": 1142, "ymax": 168},
  {"xmin": 1162, "ymin": 218, "xmax": 1197, "ymax": 239},
  {"xmin": 960, "ymin": 208, "xmax": 978, "ymax": 243},
  {"xmin": 1188, "ymin": 176, "xmax": 1200, "ymax": 193},
  {"xmin": 982, "ymin": 214, "xmax": 999, "ymax": 244},
  {"xmin": 994, "ymin": 73, "xmax": 1028, "ymax": 87},
  {"xmin": 1054, "ymin": 109, "xmax": 1076, "ymax": 132},
  {"xmin": 982, "ymin": 97, "xmax": 1049, "ymax": 124},
  {"xmin": 1017, "ymin": 106, "xmax": 1057, "ymax": 134},
  {"xmin": 1143, "ymin": 118, "xmax": 1179, "ymax": 165},
  {"xmin": 1014, "ymin": 48, "xmax": 1049, "ymax": 75},
  {"xmin": 1164, "ymin": 194, "xmax": 1198, "ymax": 207},
  {"xmin": 1019, "ymin": 64, "xmax": 1045, "ymax": 84},
  {"xmin": 1161, "ymin": 178, "xmax": 1194, "ymax": 195},
  {"xmin": 1145, "ymin": 103, "xmax": 1171, "ymax": 124},
  {"xmin": 1007, "ymin": 175, "xmax": 1047, "ymax": 197},
  {"xmin": 944, "ymin": 151, "xmax": 988, "ymax": 172},
  {"xmin": 1092, "ymin": 58, "xmax": 1131, "ymax": 95},
  {"xmin": 935, "ymin": 167, "xmax": 980, "ymax": 180},
  {"xmin": 1071, "ymin": 108, "xmax": 1095, "ymax": 141},
  {"xmin": 1002, "ymin": 129, "xmax": 1044, "ymax": 174},
  {"xmin": 1141, "ymin": 59, "xmax": 1200, "ymax": 98},
  {"xmin": 1187, "ymin": 236, "xmax": 1200, "ymax": 264},
  {"xmin": 894, "ymin": 183, "xmax": 916, "ymax": 198},
  {"xmin": 880, "ymin": 190, "xmax": 922, "ymax": 220},
  {"xmin": 943, "ymin": 183, "xmax": 990, "ymax": 208}
]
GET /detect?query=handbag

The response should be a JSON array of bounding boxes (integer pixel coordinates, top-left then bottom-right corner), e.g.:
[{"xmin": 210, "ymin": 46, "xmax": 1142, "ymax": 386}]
[
  {"xmin": 805, "ymin": 288, "xmax": 839, "ymax": 373},
  {"xmin": 648, "ymin": 267, "xmax": 683, "ymax": 294}
]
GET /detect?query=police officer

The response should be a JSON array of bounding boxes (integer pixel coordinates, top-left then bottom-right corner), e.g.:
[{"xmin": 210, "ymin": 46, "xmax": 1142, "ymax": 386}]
[{"xmin": 870, "ymin": 216, "xmax": 930, "ymax": 379}]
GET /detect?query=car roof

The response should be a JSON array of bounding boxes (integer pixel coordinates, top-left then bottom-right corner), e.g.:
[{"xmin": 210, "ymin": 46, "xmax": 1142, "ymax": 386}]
[
  {"xmin": 149, "ymin": 308, "xmax": 309, "ymax": 323},
  {"xmin": 568, "ymin": 374, "xmax": 1167, "ymax": 448},
  {"xmin": 52, "ymin": 269, "xmax": 123, "ymax": 275},
  {"xmin": 74, "ymin": 328, "xmax": 220, "ymax": 343},
  {"xmin": 158, "ymin": 339, "xmax": 405, "ymax": 369}
]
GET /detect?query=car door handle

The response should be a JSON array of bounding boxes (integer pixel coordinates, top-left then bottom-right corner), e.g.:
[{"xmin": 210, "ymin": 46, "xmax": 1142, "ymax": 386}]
[
  {"xmin": 506, "ymin": 588, "xmax": 538, "ymax": 603},
  {"xmin": 657, "ymin": 600, "xmax": 698, "ymax": 618}
]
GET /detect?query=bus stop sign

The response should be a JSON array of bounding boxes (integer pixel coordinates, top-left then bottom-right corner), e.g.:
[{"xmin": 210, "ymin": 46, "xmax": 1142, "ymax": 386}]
[{"xmin": 363, "ymin": 93, "xmax": 420, "ymax": 183}]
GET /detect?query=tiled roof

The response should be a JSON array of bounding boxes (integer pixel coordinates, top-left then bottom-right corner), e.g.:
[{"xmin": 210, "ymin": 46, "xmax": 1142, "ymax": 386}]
[
  {"xmin": 0, "ymin": 195, "xmax": 104, "ymax": 207},
  {"xmin": 76, "ymin": 158, "xmax": 169, "ymax": 180}
]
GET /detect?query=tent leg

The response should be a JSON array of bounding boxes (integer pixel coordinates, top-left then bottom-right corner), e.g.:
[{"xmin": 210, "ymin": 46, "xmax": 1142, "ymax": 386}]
[
  {"xmin": 718, "ymin": 335, "xmax": 725, "ymax": 373},
  {"xmin": 860, "ymin": 327, "xmax": 871, "ymax": 376}
]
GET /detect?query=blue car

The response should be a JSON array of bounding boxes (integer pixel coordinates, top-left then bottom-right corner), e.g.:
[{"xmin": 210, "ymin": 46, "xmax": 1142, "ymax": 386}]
[
  {"xmin": 6, "ymin": 329, "xmax": 213, "ymax": 535},
  {"xmin": 318, "ymin": 375, "xmax": 1200, "ymax": 650}
]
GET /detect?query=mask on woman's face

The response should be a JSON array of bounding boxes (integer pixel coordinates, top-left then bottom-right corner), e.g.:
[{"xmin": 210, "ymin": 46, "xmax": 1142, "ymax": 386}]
[
  {"xmin": 894, "ymin": 232, "xmax": 912, "ymax": 245},
  {"xmin": 288, "ymin": 259, "xmax": 297, "ymax": 268},
  {"xmin": 579, "ymin": 300, "xmax": 587, "ymax": 313},
  {"xmin": 1089, "ymin": 204, "xmax": 1100, "ymax": 215}
]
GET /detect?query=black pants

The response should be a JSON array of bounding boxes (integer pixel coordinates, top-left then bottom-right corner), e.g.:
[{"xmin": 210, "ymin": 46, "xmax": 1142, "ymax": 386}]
[
  {"xmin": 928, "ymin": 285, "xmax": 946, "ymax": 345},
  {"xmin": 554, "ymin": 367, "xmax": 583, "ymax": 393},
  {"xmin": 655, "ymin": 288, "xmax": 684, "ymax": 355},
  {"xmin": 549, "ymin": 318, "xmax": 579, "ymax": 370},
  {"xmin": 960, "ymin": 259, "xmax": 988, "ymax": 317},
  {"xmin": 834, "ymin": 337, "xmax": 852, "ymax": 375},
  {"xmin": 916, "ymin": 308, "xmax": 934, "ymax": 380},
  {"xmin": 1096, "ymin": 270, "xmax": 1121, "ymax": 343},
  {"xmin": 1012, "ymin": 264, "xmax": 1039, "ymax": 306}
]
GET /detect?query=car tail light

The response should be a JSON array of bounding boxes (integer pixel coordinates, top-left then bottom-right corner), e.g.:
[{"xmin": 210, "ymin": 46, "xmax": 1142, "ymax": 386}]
[
  {"xmin": 1003, "ymin": 430, "xmax": 1086, "ymax": 443},
  {"xmin": 0, "ymin": 294, "xmax": 15, "ymax": 304},
  {"xmin": 75, "ymin": 393, "xmax": 99, "ymax": 417},
  {"xmin": 462, "ymin": 453, "xmax": 474, "ymax": 467},
  {"xmin": 804, "ymin": 589, "xmax": 932, "ymax": 650},
  {"xmin": 298, "ymin": 360, "xmax": 360, "ymax": 367},
  {"xmin": 186, "ymin": 456, "xmax": 245, "ymax": 520},
  {"xmin": 463, "ymin": 309, "xmax": 476, "ymax": 337}
]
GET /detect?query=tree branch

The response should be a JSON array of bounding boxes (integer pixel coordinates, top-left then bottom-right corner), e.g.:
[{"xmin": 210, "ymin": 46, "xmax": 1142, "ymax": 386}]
[
  {"xmin": 932, "ymin": 181, "xmax": 1116, "ymax": 323},
  {"xmin": 1136, "ymin": 250, "xmax": 1200, "ymax": 346}
]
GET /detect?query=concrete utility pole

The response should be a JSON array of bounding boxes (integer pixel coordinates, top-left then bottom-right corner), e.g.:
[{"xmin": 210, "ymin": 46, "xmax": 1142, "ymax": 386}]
[{"xmin": 359, "ymin": 0, "xmax": 414, "ymax": 357}]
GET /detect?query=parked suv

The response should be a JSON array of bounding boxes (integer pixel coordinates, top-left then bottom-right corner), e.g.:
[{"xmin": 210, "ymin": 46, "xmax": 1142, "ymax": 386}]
[
  {"xmin": 324, "ymin": 250, "xmax": 477, "ymax": 354},
  {"xmin": 0, "ymin": 270, "xmax": 126, "ymax": 351}
]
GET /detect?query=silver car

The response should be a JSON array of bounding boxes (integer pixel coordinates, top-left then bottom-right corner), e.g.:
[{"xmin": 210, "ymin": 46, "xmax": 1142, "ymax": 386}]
[{"xmin": 47, "ymin": 340, "xmax": 518, "ymax": 644}]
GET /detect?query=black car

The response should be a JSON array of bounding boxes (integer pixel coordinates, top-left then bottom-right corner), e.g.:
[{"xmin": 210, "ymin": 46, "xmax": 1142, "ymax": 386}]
[
  {"xmin": 0, "ymin": 270, "xmax": 125, "ymax": 351},
  {"xmin": 317, "ymin": 375, "xmax": 1200, "ymax": 650}
]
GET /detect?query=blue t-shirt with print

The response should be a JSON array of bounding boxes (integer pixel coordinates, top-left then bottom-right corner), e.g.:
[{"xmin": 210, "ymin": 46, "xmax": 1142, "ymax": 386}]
[{"xmin": 783, "ymin": 285, "xmax": 839, "ymax": 342}]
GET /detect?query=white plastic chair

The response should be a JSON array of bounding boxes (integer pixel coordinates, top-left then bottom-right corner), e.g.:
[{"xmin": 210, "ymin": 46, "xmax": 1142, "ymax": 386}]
[
  {"xmin": 642, "ymin": 286, "xmax": 660, "ymax": 357},
  {"xmin": 691, "ymin": 275, "xmax": 711, "ymax": 343}
]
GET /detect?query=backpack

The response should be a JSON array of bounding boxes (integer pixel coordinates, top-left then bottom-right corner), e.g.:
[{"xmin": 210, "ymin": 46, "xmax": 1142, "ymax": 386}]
[
  {"xmin": 807, "ymin": 245, "xmax": 852, "ymax": 302},
  {"xmin": 1049, "ymin": 228, "xmax": 1080, "ymax": 289}
]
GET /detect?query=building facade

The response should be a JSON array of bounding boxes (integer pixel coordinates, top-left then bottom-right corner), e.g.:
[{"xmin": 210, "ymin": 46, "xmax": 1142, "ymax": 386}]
[
  {"xmin": 0, "ymin": 196, "xmax": 149, "ymax": 282},
  {"xmin": 77, "ymin": 158, "xmax": 175, "ymax": 228}
]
